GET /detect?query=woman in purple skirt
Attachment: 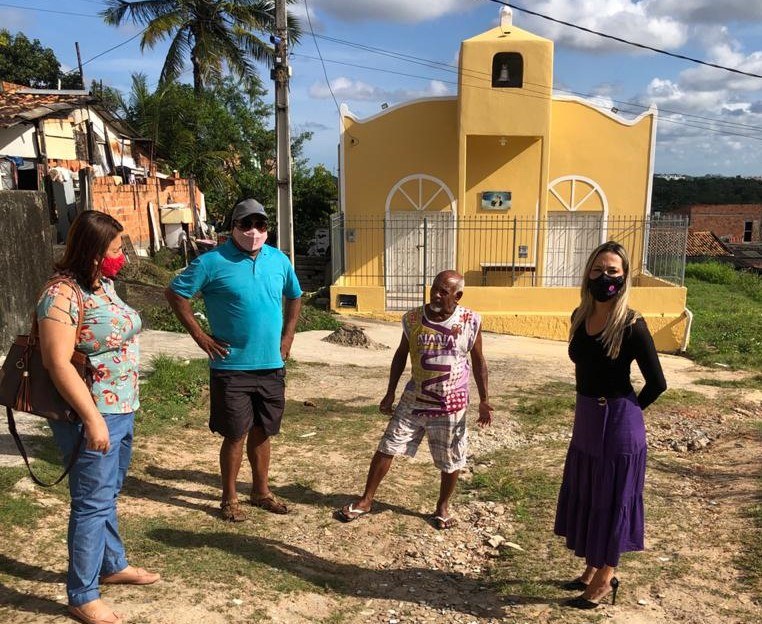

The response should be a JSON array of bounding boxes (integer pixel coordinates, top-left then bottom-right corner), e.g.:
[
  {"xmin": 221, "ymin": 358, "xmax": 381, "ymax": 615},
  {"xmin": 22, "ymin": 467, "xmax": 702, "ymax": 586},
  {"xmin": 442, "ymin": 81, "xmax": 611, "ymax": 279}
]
[{"xmin": 554, "ymin": 241, "xmax": 667, "ymax": 609}]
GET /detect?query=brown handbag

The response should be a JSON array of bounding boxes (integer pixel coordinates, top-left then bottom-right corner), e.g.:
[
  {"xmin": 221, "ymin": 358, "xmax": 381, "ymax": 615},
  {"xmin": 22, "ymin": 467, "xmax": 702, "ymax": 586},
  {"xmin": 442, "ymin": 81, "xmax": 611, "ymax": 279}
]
[{"xmin": 0, "ymin": 276, "xmax": 91, "ymax": 486}]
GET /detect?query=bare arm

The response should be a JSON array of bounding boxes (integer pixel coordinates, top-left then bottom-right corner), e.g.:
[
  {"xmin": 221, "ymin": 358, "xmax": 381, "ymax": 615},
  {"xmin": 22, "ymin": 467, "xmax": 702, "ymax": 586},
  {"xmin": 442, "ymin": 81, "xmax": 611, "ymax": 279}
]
[
  {"xmin": 379, "ymin": 333, "xmax": 410, "ymax": 415},
  {"xmin": 38, "ymin": 299, "xmax": 110, "ymax": 452},
  {"xmin": 164, "ymin": 287, "xmax": 229, "ymax": 360},
  {"xmin": 280, "ymin": 297, "xmax": 302, "ymax": 361},
  {"xmin": 470, "ymin": 329, "xmax": 494, "ymax": 427}
]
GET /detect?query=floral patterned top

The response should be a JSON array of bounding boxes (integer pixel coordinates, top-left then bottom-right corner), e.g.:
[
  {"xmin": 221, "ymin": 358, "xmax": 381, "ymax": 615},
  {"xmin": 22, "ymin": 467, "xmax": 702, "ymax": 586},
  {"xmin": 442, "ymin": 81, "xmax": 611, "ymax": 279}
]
[{"xmin": 36, "ymin": 276, "xmax": 141, "ymax": 414}]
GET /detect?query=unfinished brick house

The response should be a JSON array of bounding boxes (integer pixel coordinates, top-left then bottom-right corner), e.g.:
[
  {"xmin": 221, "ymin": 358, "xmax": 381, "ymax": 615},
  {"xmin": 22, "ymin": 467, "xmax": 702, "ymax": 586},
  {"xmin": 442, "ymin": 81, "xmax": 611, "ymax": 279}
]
[
  {"xmin": 673, "ymin": 203, "xmax": 762, "ymax": 244},
  {"xmin": 0, "ymin": 81, "xmax": 203, "ymax": 251}
]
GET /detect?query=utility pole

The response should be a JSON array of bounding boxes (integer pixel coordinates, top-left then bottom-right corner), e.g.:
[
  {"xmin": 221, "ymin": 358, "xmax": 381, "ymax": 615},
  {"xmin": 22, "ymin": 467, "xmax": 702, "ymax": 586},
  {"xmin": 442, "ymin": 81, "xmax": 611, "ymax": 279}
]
[
  {"xmin": 75, "ymin": 42, "xmax": 85, "ymax": 90},
  {"xmin": 272, "ymin": 0, "xmax": 294, "ymax": 264}
]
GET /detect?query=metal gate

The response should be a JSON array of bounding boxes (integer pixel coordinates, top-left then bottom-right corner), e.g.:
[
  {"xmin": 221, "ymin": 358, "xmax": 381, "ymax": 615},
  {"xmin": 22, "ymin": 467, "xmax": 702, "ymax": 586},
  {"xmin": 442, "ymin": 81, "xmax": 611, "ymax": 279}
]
[
  {"xmin": 384, "ymin": 212, "xmax": 455, "ymax": 310},
  {"xmin": 544, "ymin": 212, "xmax": 604, "ymax": 286}
]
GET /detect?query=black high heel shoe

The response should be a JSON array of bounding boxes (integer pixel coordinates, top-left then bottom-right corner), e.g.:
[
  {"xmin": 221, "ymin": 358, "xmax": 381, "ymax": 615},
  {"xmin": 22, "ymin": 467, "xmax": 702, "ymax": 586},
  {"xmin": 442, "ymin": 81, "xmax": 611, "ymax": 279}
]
[
  {"xmin": 565, "ymin": 576, "xmax": 619, "ymax": 609},
  {"xmin": 560, "ymin": 577, "xmax": 588, "ymax": 591}
]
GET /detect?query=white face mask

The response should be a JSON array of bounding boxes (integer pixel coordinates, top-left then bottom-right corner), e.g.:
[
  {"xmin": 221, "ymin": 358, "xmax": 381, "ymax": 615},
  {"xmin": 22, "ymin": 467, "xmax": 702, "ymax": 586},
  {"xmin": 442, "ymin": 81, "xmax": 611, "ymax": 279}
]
[{"xmin": 233, "ymin": 227, "xmax": 267, "ymax": 252}]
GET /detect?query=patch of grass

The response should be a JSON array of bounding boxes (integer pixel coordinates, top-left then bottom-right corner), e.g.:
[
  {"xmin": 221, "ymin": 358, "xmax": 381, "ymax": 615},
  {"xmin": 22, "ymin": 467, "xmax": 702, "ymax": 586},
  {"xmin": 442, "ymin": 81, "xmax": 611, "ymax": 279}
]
[
  {"xmin": 651, "ymin": 388, "xmax": 706, "ymax": 409},
  {"xmin": 686, "ymin": 262, "xmax": 762, "ymax": 303},
  {"xmin": 685, "ymin": 268, "xmax": 762, "ymax": 370},
  {"xmin": 138, "ymin": 356, "xmax": 210, "ymax": 435},
  {"xmin": 0, "ymin": 467, "xmax": 45, "ymax": 528},
  {"xmin": 463, "ymin": 448, "xmax": 572, "ymax": 599},
  {"xmin": 736, "ymin": 476, "xmax": 762, "ymax": 590},
  {"xmin": 513, "ymin": 382, "xmax": 575, "ymax": 431},
  {"xmin": 694, "ymin": 374, "xmax": 762, "ymax": 390},
  {"xmin": 466, "ymin": 450, "xmax": 558, "ymax": 520},
  {"xmin": 0, "ymin": 431, "xmax": 71, "ymax": 531},
  {"xmin": 125, "ymin": 515, "xmax": 344, "ymax": 595},
  {"xmin": 282, "ymin": 398, "xmax": 388, "ymax": 453}
]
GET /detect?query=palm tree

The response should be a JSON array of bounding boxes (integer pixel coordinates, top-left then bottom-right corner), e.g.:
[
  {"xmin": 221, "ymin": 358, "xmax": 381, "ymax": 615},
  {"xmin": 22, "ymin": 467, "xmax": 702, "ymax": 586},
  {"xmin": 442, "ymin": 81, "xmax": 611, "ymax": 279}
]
[{"xmin": 101, "ymin": 1, "xmax": 300, "ymax": 96}]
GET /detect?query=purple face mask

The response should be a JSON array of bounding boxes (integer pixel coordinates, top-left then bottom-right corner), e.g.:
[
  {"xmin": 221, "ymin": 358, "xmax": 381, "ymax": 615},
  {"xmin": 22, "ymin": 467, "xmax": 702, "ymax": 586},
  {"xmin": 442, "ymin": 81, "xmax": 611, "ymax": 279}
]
[{"xmin": 589, "ymin": 274, "xmax": 624, "ymax": 302}]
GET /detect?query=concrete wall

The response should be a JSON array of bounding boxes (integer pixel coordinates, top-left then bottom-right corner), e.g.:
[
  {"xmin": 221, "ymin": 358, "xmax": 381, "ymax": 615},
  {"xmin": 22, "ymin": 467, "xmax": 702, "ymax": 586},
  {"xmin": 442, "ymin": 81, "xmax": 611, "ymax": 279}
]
[
  {"xmin": 0, "ymin": 191, "xmax": 54, "ymax": 354},
  {"xmin": 329, "ymin": 280, "xmax": 689, "ymax": 352}
]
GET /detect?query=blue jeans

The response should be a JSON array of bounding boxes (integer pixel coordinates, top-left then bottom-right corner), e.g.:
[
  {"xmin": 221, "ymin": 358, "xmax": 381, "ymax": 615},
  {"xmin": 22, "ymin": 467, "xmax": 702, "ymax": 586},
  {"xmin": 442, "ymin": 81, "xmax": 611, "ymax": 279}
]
[{"xmin": 50, "ymin": 412, "xmax": 134, "ymax": 606}]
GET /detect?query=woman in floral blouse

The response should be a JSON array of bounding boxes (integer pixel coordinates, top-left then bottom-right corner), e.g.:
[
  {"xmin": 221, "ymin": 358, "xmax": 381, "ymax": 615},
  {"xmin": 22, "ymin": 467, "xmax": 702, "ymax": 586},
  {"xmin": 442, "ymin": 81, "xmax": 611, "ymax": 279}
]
[{"xmin": 37, "ymin": 211, "xmax": 159, "ymax": 624}]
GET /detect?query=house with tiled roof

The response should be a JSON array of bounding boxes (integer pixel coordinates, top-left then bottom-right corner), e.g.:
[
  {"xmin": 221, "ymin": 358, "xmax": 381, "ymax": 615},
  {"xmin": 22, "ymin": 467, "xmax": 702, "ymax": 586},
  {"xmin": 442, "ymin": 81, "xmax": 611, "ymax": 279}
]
[
  {"xmin": 0, "ymin": 81, "xmax": 203, "ymax": 250},
  {"xmin": 685, "ymin": 231, "xmax": 732, "ymax": 260}
]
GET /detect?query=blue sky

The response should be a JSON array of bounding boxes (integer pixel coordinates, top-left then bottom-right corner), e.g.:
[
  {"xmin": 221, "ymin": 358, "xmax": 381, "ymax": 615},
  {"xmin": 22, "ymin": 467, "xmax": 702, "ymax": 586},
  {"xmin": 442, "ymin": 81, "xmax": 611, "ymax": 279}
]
[{"xmin": 4, "ymin": 0, "xmax": 762, "ymax": 176}]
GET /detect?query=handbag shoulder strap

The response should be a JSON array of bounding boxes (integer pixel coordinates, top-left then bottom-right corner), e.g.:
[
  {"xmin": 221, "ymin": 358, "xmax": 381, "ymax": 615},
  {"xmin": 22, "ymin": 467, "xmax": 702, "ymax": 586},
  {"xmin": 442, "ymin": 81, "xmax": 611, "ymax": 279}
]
[
  {"xmin": 30, "ymin": 275, "xmax": 86, "ymax": 346},
  {"xmin": 6, "ymin": 406, "xmax": 84, "ymax": 487}
]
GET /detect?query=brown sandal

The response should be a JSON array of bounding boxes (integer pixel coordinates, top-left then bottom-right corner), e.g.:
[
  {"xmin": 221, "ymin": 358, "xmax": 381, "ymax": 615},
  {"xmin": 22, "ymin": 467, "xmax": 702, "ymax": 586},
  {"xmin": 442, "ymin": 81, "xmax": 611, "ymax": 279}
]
[
  {"xmin": 250, "ymin": 494, "xmax": 288, "ymax": 514},
  {"xmin": 220, "ymin": 499, "xmax": 247, "ymax": 522}
]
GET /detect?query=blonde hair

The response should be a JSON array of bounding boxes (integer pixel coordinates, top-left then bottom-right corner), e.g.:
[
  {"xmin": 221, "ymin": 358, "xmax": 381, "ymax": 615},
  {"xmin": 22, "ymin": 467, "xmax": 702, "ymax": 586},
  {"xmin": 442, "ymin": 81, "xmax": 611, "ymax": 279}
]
[{"xmin": 569, "ymin": 241, "xmax": 640, "ymax": 359}]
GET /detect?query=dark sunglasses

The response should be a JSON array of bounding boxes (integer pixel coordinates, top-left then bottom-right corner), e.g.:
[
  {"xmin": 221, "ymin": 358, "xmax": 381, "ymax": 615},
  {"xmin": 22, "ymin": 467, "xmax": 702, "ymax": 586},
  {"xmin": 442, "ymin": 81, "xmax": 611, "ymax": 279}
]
[{"xmin": 236, "ymin": 217, "xmax": 268, "ymax": 232}]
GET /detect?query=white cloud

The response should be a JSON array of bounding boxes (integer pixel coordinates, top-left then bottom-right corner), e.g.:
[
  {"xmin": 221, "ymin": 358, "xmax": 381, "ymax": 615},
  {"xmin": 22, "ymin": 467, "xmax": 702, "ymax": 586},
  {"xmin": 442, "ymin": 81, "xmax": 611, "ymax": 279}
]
[
  {"xmin": 643, "ymin": 0, "xmax": 762, "ymax": 23},
  {"xmin": 675, "ymin": 27, "xmax": 762, "ymax": 93},
  {"xmin": 309, "ymin": 76, "xmax": 452, "ymax": 102},
  {"xmin": 290, "ymin": 1, "xmax": 324, "ymax": 33},
  {"xmin": 310, "ymin": 0, "xmax": 470, "ymax": 24},
  {"xmin": 515, "ymin": 0, "xmax": 688, "ymax": 52}
]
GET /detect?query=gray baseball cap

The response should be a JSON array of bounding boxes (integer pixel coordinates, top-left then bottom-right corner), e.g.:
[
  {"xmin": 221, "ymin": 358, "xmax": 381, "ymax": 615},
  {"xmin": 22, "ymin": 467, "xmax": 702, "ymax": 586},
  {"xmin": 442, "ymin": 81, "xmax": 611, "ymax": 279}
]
[{"xmin": 231, "ymin": 198, "xmax": 267, "ymax": 223}]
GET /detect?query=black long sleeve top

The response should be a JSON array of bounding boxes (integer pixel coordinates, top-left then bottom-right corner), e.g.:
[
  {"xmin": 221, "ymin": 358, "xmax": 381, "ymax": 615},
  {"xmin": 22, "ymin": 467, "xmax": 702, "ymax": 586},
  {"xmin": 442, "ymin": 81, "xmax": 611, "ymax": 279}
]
[{"xmin": 568, "ymin": 313, "xmax": 667, "ymax": 410}]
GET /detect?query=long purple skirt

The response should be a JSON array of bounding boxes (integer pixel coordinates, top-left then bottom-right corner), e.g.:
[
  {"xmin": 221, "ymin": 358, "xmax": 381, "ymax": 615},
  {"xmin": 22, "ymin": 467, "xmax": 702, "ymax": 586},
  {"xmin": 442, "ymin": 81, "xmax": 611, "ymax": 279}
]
[{"xmin": 554, "ymin": 393, "xmax": 646, "ymax": 568}]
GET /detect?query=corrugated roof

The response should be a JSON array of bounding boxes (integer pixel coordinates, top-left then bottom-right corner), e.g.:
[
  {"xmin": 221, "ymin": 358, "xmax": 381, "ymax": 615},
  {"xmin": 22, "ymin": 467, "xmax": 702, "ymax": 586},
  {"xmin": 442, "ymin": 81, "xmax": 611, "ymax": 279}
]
[{"xmin": 0, "ymin": 82, "xmax": 95, "ymax": 128}]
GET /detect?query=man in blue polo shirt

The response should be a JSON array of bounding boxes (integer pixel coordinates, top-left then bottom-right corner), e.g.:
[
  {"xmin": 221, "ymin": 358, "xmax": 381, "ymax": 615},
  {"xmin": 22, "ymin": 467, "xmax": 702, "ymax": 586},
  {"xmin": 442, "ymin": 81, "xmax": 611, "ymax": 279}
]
[{"xmin": 165, "ymin": 198, "xmax": 302, "ymax": 522}]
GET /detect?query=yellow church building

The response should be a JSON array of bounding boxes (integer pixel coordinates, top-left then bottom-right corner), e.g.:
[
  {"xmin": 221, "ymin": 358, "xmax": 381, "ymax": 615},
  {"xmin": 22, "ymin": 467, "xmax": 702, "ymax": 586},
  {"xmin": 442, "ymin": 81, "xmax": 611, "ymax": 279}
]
[{"xmin": 329, "ymin": 11, "xmax": 690, "ymax": 351}]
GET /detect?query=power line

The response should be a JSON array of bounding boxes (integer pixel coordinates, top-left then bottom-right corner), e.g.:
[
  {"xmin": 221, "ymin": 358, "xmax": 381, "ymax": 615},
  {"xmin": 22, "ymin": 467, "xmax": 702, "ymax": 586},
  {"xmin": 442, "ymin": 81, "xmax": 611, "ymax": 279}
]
[
  {"xmin": 0, "ymin": 2, "xmax": 98, "ymax": 18},
  {"xmin": 292, "ymin": 53, "xmax": 762, "ymax": 142},
  {"xmin": 310, "ymin": 32, "xmax": 762, "ymax": 135},
  {"xmin": 80, "ymin": 29, "xmax": 147, "ymax": 69},
  {"xmin": 485, "ymin": 0, "xmax": 762, "ymax": 80},
  {"xmin": 303, "ymin": 0, "xmax": 340, "ymax": 115}
]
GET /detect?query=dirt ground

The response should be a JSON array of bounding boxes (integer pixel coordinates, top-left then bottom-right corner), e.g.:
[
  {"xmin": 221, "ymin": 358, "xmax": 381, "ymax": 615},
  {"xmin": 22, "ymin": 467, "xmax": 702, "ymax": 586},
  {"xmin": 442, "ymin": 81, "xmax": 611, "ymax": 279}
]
[{"xmin": 0, "ymin": 319, "xmax": 760, "ymax": 623}]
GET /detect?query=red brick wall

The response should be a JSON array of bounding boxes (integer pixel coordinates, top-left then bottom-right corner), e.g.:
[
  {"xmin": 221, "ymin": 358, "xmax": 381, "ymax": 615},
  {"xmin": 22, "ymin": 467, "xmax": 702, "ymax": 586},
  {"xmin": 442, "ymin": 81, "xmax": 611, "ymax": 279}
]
[
  {"xmin": 91, "ymin": 176, "xmax": 202, "ymax": 250},
  {"xmin": 674, "ymin": 204, "xmax": 762, "ymax": 242}
]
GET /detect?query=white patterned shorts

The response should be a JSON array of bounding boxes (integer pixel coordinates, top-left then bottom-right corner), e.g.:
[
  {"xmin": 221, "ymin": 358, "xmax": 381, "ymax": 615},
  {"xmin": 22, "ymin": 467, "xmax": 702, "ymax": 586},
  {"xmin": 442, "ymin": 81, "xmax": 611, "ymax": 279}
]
[{"xmin": 377, "ymin": 392, "xmax": 468, "ymax": 473}]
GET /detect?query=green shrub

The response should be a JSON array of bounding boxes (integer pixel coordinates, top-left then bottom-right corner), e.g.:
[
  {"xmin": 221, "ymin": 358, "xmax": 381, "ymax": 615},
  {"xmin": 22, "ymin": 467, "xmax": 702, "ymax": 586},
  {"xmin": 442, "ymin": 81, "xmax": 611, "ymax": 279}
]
[
  {"xmin": 120, "ymin": 259, "xmax": 174, "ymax": 286},
  {"xmin": 685, "ymin": 261, "xmax": 762, "ymax": 303},
  {"xmin": 296, "ymin": 304, "xmax": 342, "ymax": 332},
  {"xmin": 152, "ymin": 247, "xmax": 186, "ymax": 271},
  {"xmin": 684, "ymin": 261, "xmax": 738, "ymax": 285},
  {"xmin": 142, "ymin": 298, "xmax": 210, "ymax": 334}
]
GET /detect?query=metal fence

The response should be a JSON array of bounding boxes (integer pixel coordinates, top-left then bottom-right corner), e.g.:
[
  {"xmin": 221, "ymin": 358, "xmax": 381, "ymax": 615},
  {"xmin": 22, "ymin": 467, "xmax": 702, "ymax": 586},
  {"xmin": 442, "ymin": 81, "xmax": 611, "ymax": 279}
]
[{"xmin": 330, "ymin": 213, "xmax": 688, "ymax": 310}]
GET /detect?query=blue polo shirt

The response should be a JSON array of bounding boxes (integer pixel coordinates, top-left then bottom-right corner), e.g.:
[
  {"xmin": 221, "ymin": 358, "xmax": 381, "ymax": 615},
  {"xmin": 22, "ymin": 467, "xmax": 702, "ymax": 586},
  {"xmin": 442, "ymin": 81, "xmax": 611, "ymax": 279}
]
[{"xmin": 170, "ymin": 240, "xmax": 302, "ymax": 370}]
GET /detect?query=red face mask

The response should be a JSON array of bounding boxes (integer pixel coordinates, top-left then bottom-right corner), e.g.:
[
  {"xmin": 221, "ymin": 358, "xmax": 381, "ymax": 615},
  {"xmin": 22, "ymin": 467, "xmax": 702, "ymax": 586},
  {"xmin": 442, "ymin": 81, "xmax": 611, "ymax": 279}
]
[{"xmin": 101, "ymin": 253, "xmax": 126, "ymax": 278}]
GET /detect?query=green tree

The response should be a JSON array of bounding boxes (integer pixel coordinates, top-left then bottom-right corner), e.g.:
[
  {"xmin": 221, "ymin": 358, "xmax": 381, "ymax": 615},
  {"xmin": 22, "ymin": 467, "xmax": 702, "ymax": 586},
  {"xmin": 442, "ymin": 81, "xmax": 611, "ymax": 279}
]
[
  {"xmin": 90, "ymin": 79, "xmax": 127, "ymax": 116},
  {"xmin": 101, "ymin": 0, "xmax": 301, "ymax": 95},
  {"xmin": 0, "ymin": 30, "xmax": 82, "ymax": 89},
  {"xmin": 292, "ymin": 164, "xmax": 337, "ymax": 253}
]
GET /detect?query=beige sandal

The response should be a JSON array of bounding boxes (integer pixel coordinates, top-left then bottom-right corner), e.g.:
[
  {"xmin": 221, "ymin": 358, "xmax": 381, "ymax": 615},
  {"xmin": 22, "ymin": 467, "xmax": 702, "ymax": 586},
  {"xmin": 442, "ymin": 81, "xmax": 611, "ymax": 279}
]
[
  {"xmin": 67, "ymin": 601, "xmax": 122, "ymax": 624},
  {"xmin": 101, "ymin": 565, "xmax": 160, "ymax": 585}
]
